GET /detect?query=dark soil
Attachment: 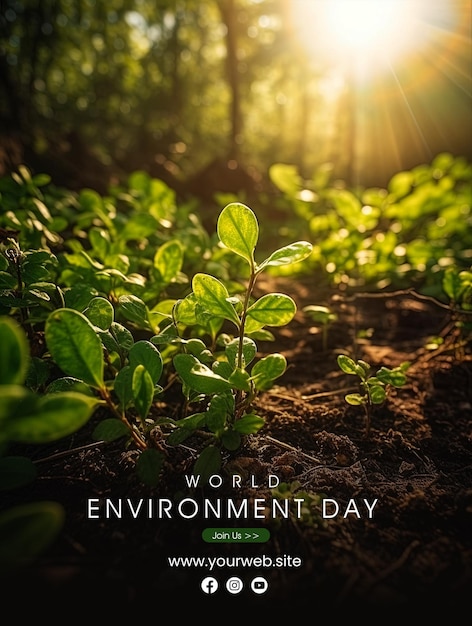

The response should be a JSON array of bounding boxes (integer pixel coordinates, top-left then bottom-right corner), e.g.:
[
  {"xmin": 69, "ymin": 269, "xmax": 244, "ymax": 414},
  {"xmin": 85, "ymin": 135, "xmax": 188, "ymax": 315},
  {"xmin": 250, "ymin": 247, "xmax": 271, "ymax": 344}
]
[{"xmin": 3, "ymin": 277, "xmax": 472, "ymax": 617}]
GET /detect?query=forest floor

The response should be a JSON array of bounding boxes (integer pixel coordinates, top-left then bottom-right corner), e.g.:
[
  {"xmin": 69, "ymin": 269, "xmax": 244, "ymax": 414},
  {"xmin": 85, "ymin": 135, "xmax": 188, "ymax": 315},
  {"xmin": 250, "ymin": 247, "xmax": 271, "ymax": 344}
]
[{"xmin": 3, "ymin": 276, "xmax": 472, "ymax": 617}]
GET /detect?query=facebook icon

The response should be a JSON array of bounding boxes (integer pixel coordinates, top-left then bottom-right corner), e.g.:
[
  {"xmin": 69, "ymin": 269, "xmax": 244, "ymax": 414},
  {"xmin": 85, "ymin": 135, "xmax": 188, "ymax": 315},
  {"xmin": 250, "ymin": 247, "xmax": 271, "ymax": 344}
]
[{"xmin": 201, "ymin": 576, "xmax": 218, "ymax": 594}]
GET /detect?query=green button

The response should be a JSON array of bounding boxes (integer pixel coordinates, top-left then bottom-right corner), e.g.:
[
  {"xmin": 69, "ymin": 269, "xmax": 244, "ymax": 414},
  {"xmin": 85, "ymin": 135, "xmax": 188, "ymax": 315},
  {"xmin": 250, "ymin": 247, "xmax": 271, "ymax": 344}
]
[{"xmin": 202, "ymin": 528, "xmax": 270, "ymax": 543}]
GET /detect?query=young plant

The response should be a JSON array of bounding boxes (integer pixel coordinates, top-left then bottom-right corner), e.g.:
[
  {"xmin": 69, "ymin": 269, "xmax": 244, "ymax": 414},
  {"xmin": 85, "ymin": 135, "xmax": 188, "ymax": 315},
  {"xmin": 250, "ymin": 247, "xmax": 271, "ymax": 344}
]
[
  {"xmin": 337, "ymin": 354, "xmax": 409, "ymax": 437},
  {"xmin": 166, "ymin": 202, "xmax": 313, "ymax": 479},
  {"xmin": 44, "ymin": 301, "xmax": 165, "ymax": 485},
  {"xmin": 302, "ymin": 304, "xmax": 338, "ymax": 351},
  {"xmin": 442, "ymin": 265, "xmax": 472, "ymax": 354}
]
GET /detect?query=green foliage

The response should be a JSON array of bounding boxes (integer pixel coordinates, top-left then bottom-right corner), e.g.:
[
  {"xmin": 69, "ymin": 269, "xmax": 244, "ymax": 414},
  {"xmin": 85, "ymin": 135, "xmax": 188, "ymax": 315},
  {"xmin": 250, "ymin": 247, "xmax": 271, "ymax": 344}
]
[
  {"xmin": 337, "ymin": 355, "xmax": 410, "ymax": 436},
  {"xmin": 164, "ymin": 202, "xmax": 312, "ymax": 475},
  {"xmin": 270, "ymin": 154, "xmax": 472, "ymax": 295},
  {"xmin": 0, "ymin": 172, "xmax": 311, "ymax": 486}
]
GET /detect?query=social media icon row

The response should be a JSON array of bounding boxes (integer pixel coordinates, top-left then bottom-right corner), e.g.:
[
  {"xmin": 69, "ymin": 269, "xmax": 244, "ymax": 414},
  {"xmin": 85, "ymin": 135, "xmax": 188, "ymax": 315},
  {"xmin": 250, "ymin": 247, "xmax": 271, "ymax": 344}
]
[{"xmin": 201, "ymin": 576, "xmax": 268, "ymax": 595}]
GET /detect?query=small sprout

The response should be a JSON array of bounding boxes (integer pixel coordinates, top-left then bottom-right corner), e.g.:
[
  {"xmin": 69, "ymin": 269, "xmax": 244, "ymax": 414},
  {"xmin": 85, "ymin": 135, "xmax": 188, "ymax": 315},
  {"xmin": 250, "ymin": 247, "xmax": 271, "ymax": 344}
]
[
  {"xmin": 303, "ymin": 304, "xmax": 338, "ymax": 351},
  {"xmin": 337, "ymin": 354, "xmax": 409, "ymax": 437}
]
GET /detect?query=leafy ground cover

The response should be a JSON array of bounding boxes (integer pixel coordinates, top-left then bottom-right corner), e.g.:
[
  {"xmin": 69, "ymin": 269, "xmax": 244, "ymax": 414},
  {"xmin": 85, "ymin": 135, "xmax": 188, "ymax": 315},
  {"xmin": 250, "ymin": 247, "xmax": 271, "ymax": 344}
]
[{"xmin": 0, "ymin": 160, "xmax": 471, "ymax": 616}]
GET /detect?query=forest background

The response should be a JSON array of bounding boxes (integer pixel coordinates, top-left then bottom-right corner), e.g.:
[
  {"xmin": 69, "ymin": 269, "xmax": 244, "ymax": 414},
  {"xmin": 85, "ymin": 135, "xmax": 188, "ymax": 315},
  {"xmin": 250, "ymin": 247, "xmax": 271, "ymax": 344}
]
[{"xmin": 1, "ymin": 0, "xmax": 471, "ymax": 202}]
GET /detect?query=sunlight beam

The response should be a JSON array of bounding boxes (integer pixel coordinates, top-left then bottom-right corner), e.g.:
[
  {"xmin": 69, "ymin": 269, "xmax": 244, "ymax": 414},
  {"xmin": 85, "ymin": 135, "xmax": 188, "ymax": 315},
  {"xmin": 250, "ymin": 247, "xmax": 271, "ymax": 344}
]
[{"xmin": 290, "ymin": 0, "xmax": 457, "ymax": 75}]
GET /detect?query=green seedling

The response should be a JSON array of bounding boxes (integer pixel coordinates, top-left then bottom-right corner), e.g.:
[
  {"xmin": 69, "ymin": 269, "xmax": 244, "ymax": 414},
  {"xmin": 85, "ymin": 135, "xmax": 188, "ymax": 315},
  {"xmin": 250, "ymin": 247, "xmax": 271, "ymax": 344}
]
[
  {"xmin": 442, "ymin": 266, "xmax": 472, "ymax": 354},
  {"xmin": 44, "ymin": 301, "xmax": 165, "ymax": 485},
  {"xmin": 337, "ymin": 354, "xmax": 409, "ymax": 437},
  {"xmin": 303, "ymin": 304, "xmax": 337, "ymax": 351},
  {"xmin": 164, "ymin": 202, "xmax": 312, "ymax": 480}
]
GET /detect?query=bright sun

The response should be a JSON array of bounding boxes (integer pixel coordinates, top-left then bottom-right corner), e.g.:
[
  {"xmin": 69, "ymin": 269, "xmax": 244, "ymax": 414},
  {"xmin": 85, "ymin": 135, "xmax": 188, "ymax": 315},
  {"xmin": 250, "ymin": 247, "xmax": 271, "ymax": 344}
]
[
  {"xmin": 291, "ymin": 0, "xmax": 440, "ymax": 73},
  {"xmin": 324, "ymin": 0, "xmax": 410, "ymax": 51}
]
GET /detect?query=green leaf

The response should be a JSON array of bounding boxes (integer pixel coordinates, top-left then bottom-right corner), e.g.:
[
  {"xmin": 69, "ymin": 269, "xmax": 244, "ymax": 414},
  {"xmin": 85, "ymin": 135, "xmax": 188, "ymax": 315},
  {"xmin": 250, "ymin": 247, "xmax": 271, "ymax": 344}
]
[
  {"xmin": 0, "ymin": 316, "xmax": 29, "ymax": 385},
  {"xmin": 168, "ymin": 413, "xmax": 206, "ymax": 445},
  {"xmin": 5, "ymin": 392, "xmax": 99, "ymax": 443},
  {"xmin": 208, "ymin": 392, "xmax": 234, "ymax": 418},
  {"xmin": 0, "ymin": 456, "xmax": 37, "ymax": 491},
  {"xmin": 45, "ymin": 377, "xmax": 93, "ymax": 395},
  {"xmin": 114, "ymin": 366, "xmax": 133, "ymax": 410},
  {"xmin": 302, "ymin": 305, "xmax": 335, "ymax": 324},
  {"xmin": 217, "ymin": 203, "xmax": 258, "ymax": 264},
  {"xmin": 174, "ymin": 412, "xmax": 207, "ymax": 430},
  {"xmin": 92, "ymin": 418, "xmax": 129, "ymax": 442},
  {"xmin": 269, "ymin": 163, "xmax": 303, "ymax": 194},
  {"xmin": 345, "ymin": 393, "xmax": 365, "ymax": 405},
  {"xmin": 234, "ymin": 414, "xmax": 265, "ymax": 434},
  {"xmin": 206, "ymin": 408, "xmax": 227, "ymax": 434},
  {"xmin": 136, "ymin": 448, "xmax": 164, "ymax": 487},
  {"xmin": 173, "ymin": 294, "xmax": 198, "ymax": 326},
  {"xmin": 228, "ymin": 367, "xmax": 252, "ymax": 391},
  {"xmin": 245, "ymin": 293, "xmax": 296, "ymax": 333},
  {"xmin": 192, "ymin": 273, "xmax": 240, "ymax": 326},
  {"xmin": 173, "ymin": 354, "xmax": 232, "ymax": 395},
  {"xmin": 376, "ymin": 367, "xmax": 407, "ymax": 388},
  {"xmin": 45, "ymin": 308, "xmax": 105, "ymax": 389},
  {"xmin": 153, "ymin": 240, "xmax": 183, "ymax": 284},
  {"xmin": 193, "ymin": 445, "xmax": 221, "ymax": 484},
  {"xmin": 118, "ymin": 295, "xmax": 149, "ymax": 327},
  {"xmin": 258, "ymin": 241, "xmax": 312, "ymax": 270},
  {"xmin": 251, "ymin": 353, "xmax": 287, "ymax": 390},
  {"xmin": 84, "ymin": 297, "xmax": 114, "ymax": 330},
  {"xmin": 222, "ymin": 430, "xmax": 241, "ymax": 451},
  {"xmin": 225, "ymin": 337, "xmax": 257, "ymax": 368},
  {"xmin": 337, "ymin": 355, "xmax": 358, "ymax": 375},
  {"xmin": 129, "ymin": 340, "xmax": 163, "ymax": 384},
  {"xmin": 0, "ymin": 501, "xmax": 65, "ymax": 573},
  {"xmin": 369, "ymin": 385, "xmax": 387, "ymax": 404},
  {"xmin": 110, "ymin": 322, "xmax": 134, "ymax": 353},
  {"xmin": 120, "ymin": 213, "xmax": 159, "ymax": 241},
  {"xmin": 132, "ymin": 365, "xmax": 154, "ymax": 421},
  {"xmin": 167, "ymin": 426, "xmax": 194, "ymax": 446}
]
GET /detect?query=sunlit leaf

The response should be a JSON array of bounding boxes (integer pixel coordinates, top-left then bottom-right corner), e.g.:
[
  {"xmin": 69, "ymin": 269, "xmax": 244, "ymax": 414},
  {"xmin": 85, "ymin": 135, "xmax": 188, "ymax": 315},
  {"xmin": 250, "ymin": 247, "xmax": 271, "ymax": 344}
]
[
  {"xmin": 217, "ymin": 202, "xmax": 258, "ymax": 264},
  {"xmin": 258, "ymin": 241, "xmax": 313, "ymax": 271},
  {"xmin": 84, "ymin": 296, "xmax": 114, "ymax": 330},
  {"xmin": 225, "ymin": 337, "xmax": 257, "ymax": 368},
  {"xmin": 337, "ymin": 355, "xmax": 358, "ymax": 375},
  {"xmin": 173, "ymin": 353, "xmax": 232, "ymax": 394},
  {"xmin": 369, "ymin": 385, "xmax": 387, "ymax": 404},
  {"xmin": 153, "ymin": 240, "xmax": 183, "ymax": 284},
  {"xmin": 45, "ymin": 309, "xmax": 104, "ymax": 389},
  {"xmin": 245, "ymin": 293, "xmax": 296, "ymax": 333},
  {"xmin": 251, "ymin": 353, "xmax": 287, "ymax": 390},
  {"xmin": 192, "ymin": 273, "xmax": 240, "ymax": 326},
  {"xmin": 345, "ymin": 393, "xmax": 364, "ymax": 405}
]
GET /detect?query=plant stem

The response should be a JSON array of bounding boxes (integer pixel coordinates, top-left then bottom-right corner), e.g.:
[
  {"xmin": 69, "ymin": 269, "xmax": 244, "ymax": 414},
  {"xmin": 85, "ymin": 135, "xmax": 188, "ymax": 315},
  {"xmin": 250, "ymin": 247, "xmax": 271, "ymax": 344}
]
[
  {"xmin": 237, "ymin": 269, "xmax": 257, "ymax": 369},
  {"xmin": 100, "ymin": 387, "xmax": 147, "ymax": 450}
]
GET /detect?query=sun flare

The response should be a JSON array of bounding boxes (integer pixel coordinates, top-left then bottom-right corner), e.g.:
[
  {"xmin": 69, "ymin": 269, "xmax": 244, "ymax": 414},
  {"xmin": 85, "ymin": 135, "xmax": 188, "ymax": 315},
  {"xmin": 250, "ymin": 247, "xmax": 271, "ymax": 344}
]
[
  {"xmin": 290, "ymin": 0, "xmax": 454, "ymax": 72},
  {"xmin": 324, "ymin": 0, "xmax": 409, "ymax": 52}
]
